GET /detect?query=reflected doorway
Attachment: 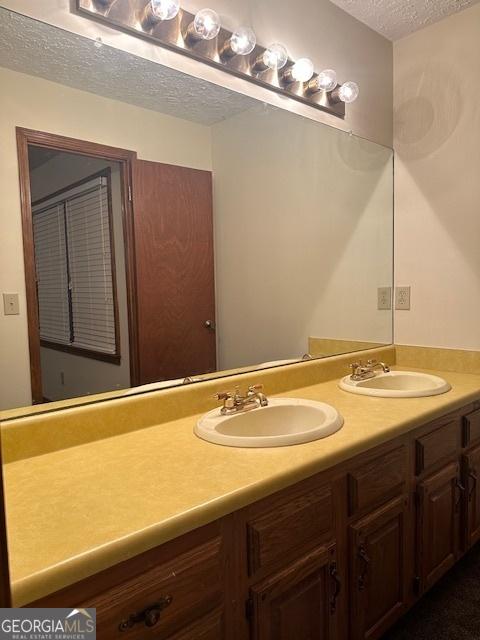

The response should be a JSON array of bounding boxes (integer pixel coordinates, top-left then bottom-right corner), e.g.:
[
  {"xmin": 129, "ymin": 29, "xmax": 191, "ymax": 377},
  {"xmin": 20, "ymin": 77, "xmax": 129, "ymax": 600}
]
[
  {"xmin": 29, "ymin": 149, "xmax": 130, "ymax": 402},
  {"xmin": 17, "ymin": 128, "xmax": 217, "ymax": 405}
]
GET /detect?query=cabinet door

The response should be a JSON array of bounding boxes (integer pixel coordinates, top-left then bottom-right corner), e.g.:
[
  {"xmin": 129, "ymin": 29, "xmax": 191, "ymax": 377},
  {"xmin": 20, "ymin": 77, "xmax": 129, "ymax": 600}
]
[
  {"xmin": 249, "ymin": 544, "xmax": 338, "ymax": 640},
  {"xmin": 417, "ymin": 462, "xmax": 460, "ymax": 592},
  {"xmin": 464, "ymin": 445, "xmax": 480, "ymax": 548},
  {"xmin": 349, "ymin": 497, "xmax": 408, "ymax": 640}
]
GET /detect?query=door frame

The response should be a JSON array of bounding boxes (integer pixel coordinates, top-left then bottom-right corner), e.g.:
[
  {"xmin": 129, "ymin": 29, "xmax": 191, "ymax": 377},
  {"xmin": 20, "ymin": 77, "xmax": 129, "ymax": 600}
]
[{"xmin": 16, "ymin": 128, "xmax": 140, "ymax": 404}]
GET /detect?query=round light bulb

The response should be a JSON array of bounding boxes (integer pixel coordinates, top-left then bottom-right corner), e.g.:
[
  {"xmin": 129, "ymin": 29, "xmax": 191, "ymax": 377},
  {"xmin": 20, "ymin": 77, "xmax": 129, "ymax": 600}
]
[
  {"xmin": 193, "ymin": 8, "xmax": 221, "ymax": 40},
  {"xmin": 230, "ymin": 26, "xmax": 256, "ymax": 55},
  {"xmin": 317, "ymin": 69, "xmax": 337, "ymax": 92},
  {"xmin": 291, "ymin": 58, "xmax": 314, "ymax": 82},
  {"xmin": 150, "ymin": 0, "xmax": 180, "ymax": 20},
  {"xmin": 338, "ymin": 81, "xmax": 359, "ymax": 103},
  {"xmin": 262, "ymin": 43, "xmax": 288, "ymax": 70}
]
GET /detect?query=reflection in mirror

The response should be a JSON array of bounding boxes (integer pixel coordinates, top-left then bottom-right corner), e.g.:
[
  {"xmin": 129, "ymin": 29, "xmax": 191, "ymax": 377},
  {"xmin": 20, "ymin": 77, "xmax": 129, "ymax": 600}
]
[
  {"xmin": 29, "ymin": 151, "xmax": 129, "ymax": 401},
  {"xmin": 0, "ymin": 8, "xmax": 393, "ymax": 413}
]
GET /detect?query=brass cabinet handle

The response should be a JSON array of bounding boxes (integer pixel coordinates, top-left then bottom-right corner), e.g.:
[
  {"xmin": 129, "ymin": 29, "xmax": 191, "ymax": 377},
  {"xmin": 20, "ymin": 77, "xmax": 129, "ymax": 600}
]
[
  {"xmin": 118, "ymin": 596, "xmax": 173, "ymax": 632},
  {"xmin": 468, "ymin": 469, "xmax": 478, "ymax": 502},
  {"xmin": 455, "ymin": 478, "xmax": 466, "ymax": 512},
  {"xmin": 357, "ymin": 544, "xmax": 370, "ymax": 591},
  {"xmin": 329, "ymin": 562, "xmax": 341, "ymax": 613}
]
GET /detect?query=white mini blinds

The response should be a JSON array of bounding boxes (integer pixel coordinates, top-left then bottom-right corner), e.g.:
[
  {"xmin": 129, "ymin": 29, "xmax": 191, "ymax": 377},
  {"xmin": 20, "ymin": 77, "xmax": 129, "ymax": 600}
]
[{"xmin": 32, "ymin": 173, "xmax": 118, "ymax": 357}]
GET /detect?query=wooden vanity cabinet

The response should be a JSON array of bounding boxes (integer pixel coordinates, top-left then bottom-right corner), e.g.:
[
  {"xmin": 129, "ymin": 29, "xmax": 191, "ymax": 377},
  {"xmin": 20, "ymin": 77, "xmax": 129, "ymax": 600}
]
[
  {"xmin": 346, "ymin": 445, "xmax": 410, "ymax": 640},
  {"xmin": 413, "ymin": 414, "xmax": 464, "ymax": 594},
  {"xmin": 244, "ymin": 477, "xmax": 341, "ymax": 640},
  {"xmin": 31, "ymin": 401, "xmax": 480, "ymax": 640},
  {"xmin": 32, "ymin": 520, "xmax": 230, "ymax": 640},
  {"xmin": 416, "ymin": 461, "xmax": 461, "ymax": 592},
  {"xmin": 248, "ymin": 544, "xmax": 338, "ymax": 640},
  {"xmin": 464, "ymin": 445, "xmax": 480, "ymax": 548},
  {"xmin": 349, "ymin": 497, "xmax": 409, "ymax": 640}
]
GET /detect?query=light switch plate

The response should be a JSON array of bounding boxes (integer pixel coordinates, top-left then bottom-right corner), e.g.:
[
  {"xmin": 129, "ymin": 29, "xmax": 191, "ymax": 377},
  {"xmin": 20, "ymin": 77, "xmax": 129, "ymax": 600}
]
[
  {"xmin": 395, "ymin": 286, "xmax": 411, "ymax": 310},
  {"xmin": 377, "ymin": 287, "xmax": 392, "ymax": 310},
  {"xmin": 3, "ymin": 293, "xmax": 20, "ymax": 315}
]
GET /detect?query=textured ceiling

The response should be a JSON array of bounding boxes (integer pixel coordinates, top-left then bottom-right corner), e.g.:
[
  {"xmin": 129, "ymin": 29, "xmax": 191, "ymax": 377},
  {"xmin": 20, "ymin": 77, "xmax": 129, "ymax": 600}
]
[
  {"xmin": 0, "ymin": 8, "xmax": 257, "ymax": 125},
  {"xmin": 330, "ymin": 0, "xmax": 480, "ymax": 40}
]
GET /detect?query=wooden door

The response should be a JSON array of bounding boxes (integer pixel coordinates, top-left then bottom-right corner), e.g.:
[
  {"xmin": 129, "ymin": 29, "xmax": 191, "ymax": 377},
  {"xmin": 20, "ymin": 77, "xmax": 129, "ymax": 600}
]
[
  {"xmin": 464, "ymin": 445, "xmax": 480, "ymax": 548},
  {"xmin": 132, "ymin": 160, "xmax": 216, "ymax": 384},
  {"xmin": 349, "ymin": 497, "xmax": 408, "ymax": 640},
  {"xmin": 416, "ymin": 462, "xmax": 460, "ymax": 592},
  {"xmin": 249, "ymin": 545, "xmax": 338, "ymax": 640}
]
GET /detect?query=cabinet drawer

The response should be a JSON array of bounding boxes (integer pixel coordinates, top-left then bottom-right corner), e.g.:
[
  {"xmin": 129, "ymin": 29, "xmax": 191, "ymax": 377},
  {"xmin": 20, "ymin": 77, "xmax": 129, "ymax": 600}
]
[
  {"xmin": 348, "ymin": 446, "xmax": 406, "ymax": 516},
  {"xmin": 416, "ymin": 421, "xmax": 459, "ymax": 475},
  {"xmin": 247, "ymin": 484, "xmax": 333, "ymax": 576},
  {"xmin": 86, "ymin": 537, "xmax": 223, "ymax": 640},
  {"xmin": 463, "ymin": 410, "xmax": 480, "ymax": 448},
  {"xmin": 167, "ymin": 607, "xmax": 223, "ymax": 640}
]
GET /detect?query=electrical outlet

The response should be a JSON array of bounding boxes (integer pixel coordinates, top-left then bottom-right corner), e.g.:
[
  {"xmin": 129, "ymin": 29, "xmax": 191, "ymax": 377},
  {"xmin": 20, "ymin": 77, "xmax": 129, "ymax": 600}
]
[
  {"xmin": 377, "ymin": 287, "xmax": 392, "ymax": 310},
  {"xmin": 395, "ymin": 286, "xmax": 411, "ymax": 310}
]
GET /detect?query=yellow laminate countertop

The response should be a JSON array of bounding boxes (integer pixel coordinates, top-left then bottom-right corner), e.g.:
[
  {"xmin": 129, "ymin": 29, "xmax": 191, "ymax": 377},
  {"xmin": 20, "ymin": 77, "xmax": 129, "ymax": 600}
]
[{"xmin": 4, "ymin": 367, "xmax": 480, "ymax": 606}]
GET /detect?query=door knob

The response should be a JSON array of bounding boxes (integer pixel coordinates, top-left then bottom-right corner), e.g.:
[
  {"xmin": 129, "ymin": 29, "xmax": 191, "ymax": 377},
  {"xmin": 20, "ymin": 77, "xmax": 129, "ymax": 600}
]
[{"xmin": 205, "ymin": 320, "xmax": 216, "ymax": 330}]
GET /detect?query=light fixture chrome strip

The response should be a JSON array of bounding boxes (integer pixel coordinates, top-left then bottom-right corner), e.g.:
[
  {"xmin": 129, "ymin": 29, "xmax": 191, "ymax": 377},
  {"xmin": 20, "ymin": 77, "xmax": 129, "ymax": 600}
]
[{"xmin": 75, "ymin": 0, "xmax": 360, "ymax": 119}]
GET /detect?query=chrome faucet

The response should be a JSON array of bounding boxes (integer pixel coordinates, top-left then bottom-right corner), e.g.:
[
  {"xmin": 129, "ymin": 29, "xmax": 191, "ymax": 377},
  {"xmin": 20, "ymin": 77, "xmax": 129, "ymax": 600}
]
[
  {"xmin": 349, "ymin": 359, "xmax": 390, "ymax": 381},
  {"xmin": 214, "ymin": 384, "xmax": 269, "ymax": 415}
]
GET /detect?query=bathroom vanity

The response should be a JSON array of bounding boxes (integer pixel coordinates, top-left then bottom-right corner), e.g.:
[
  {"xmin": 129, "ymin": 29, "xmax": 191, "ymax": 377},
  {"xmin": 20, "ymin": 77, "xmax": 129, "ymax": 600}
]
[{"xmin": 15, "ymin": 373, "xmax": 479, "ymax": 640}]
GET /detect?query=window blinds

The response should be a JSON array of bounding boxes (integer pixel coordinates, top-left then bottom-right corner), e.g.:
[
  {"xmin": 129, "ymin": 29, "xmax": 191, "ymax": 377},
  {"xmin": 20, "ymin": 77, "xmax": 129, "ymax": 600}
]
[
  {"xmin": 32, "ymin": 203, "xmax": 71, "ymax": 344},
  {"xmin": 32, "ymin": 175, "xmax": 117, "ymax": 356}
]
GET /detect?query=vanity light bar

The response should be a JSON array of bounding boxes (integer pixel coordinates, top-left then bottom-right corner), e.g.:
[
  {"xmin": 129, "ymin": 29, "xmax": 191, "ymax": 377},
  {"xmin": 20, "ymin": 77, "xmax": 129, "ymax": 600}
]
[{"xmin": 76, "ymin": 0, "xmax": 359, "ymax": 119}]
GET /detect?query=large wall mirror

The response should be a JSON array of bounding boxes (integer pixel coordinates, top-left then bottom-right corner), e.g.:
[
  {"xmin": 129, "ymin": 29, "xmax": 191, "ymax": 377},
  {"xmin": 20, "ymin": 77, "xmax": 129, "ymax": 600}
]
[{"xmin": 0, "ymin": 8, "xmax": 393, "ymax": 413}]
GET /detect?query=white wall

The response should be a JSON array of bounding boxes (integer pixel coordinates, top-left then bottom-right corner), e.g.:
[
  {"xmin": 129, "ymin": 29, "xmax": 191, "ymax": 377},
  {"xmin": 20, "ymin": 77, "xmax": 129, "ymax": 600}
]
[
  {"xmin": 212, "ymin": 106, "xmax": 393, "ymax": 370},
  {"xmin": 0, "ymin": 67, "xmax": 212, "ymax": 410},
  {"xmin": 394, "ymin": 4, "xmax": 480, "ymax": 350},
  {"xmin": 0, "ymin": 0, "xmax": 393, "ymax": 147},
  {"xmin": 29, "ymin": 154, "xmax": 131, "ymax": 400}
]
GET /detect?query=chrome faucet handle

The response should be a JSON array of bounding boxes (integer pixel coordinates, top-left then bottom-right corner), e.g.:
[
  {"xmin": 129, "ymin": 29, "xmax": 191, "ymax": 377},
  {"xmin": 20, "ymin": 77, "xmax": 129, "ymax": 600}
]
[
  {"xmin": 213, "ymin": 389, "xmax": 238, "ymax": 414},
  {"xmin": 213, "ymin": 390, "xmax": 232, "ymax": 400},
  {"xmin": 213, "ymin": 385, "xmax": 240, "ymax": 399},
  {"xmin": 366, "ymin": 359, "xmax": 377, "ymax": 366},
  {"xmin": 247, "ymin": 383, "xmax": 268, "ymax": 407}
]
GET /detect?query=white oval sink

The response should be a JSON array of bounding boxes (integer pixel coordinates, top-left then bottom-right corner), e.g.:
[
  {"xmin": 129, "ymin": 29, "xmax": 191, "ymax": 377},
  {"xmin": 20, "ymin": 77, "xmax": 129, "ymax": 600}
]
[
  {"xmin": 195, "ymin": 398, "xmax": 343, "ymax": 448},
  {"xmin": 339, "ymin": 370, "xmax": 451, "ymax": 398}
]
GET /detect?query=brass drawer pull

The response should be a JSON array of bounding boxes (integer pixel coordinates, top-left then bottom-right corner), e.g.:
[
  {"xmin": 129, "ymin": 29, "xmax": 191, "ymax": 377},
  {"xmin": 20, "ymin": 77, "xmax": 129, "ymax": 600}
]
[
  {"xmin": 455, "ymin": 478, "xmax": 466, "ymax": 512},
  {"xmin": 329, "ymin": 562, "xmax": 341, "ymax": 613},
  {"xmin": 358, "ymin": 544, "xmax": 370, "ymax": 591},
  {"xmin": 468, "ymin": 469, "xmax": 478, "ymax": 501},
  {"xmin": 119, "ymin": 596, "xmax": 173, "ymax": 632}
]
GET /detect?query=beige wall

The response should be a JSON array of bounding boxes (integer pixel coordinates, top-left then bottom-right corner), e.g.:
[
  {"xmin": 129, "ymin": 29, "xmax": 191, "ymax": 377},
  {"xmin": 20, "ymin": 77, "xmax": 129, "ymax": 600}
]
[
  {"xmin": 0, "ymin": 0, "xmax": 393, "ymax": 147},
  {"xmin": 212, "ymin": 106, "xmax": 393, "ymax": 370},
  {"xmin": 0, "ymin": 67, "xmax": 211, "ymax": 409},
  {"xmin": 30, "ymin": 155, "xmax": 131, "ymax": 400},
  {"xmin": 394, "ymin": 4, "xmax": 480, "ymax": 350}
]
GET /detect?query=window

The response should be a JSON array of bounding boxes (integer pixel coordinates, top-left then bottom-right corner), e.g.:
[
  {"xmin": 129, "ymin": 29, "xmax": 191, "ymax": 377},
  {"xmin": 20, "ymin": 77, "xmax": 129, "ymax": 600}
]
[{"xmin": 32, "ymin": 170, "xmax": 120, "ymax": 363}]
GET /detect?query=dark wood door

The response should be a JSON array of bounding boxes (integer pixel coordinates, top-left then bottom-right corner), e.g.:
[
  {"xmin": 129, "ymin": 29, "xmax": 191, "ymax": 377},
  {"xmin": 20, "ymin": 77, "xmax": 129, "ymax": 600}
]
[
  {"xmin": 132, "ymin": 160, "xmax": 216, "ymax": 384},
  {"xmin": 416, "ymin": 462, "xmax": 460, "ymax": 592},
  {"xmin": 464, "ymin": 446, "xmax": 480, "ymax": 548},
  {"xmin": 349, "ymin": 497, "xmax": 408, "ymax": 640},
  {"xmin": 249, "ymin": 545, "xmax": 338, "ymax": 640}
]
